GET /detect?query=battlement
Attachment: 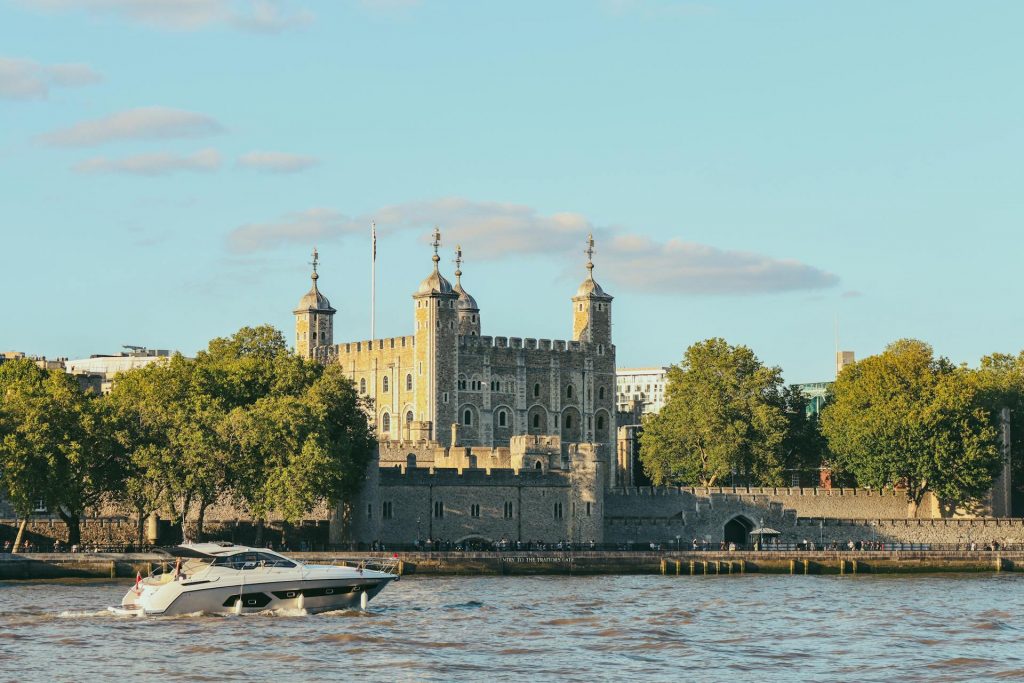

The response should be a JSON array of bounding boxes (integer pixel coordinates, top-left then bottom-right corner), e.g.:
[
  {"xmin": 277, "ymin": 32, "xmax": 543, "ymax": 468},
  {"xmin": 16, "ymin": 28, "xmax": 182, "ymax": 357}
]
[
  {"xmin": 379, "ymin": 465, "xmax": 572, "ymax": 487},
  {"xmin": 334, "ymin": 336, "xmax": 416, "ymax": 355},
  {"xmin": 610, "ymin": 486, "xmax": 905, "ymax": 498},
  {"xmin": 459, "ymin": 335, "xmax": 589, "ymax": 353}
]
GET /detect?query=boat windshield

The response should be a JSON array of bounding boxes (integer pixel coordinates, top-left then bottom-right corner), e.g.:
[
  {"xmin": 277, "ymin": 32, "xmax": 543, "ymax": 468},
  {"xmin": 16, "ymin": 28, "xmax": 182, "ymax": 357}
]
[{"xmin": 210, "ymin": 552, "xmax": 297, "ymax": 570}]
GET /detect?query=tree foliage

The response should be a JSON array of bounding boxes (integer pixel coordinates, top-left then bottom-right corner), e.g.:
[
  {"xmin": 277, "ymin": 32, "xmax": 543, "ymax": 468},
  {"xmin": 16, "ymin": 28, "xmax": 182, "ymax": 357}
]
[
  {"xmin": 108, "ymin": 325, "xmax": 375, "ymax": 542},
  {"xmin": 820, "ymin": 339, "xmax": 1002, "ymax": 513},
  {"xmin": 0, "ymin": 358, "xmax": 124, "ymax": 544},
  {"xmin": 639, "ymin": 338, "xmax": 789, "ymax": 487}
]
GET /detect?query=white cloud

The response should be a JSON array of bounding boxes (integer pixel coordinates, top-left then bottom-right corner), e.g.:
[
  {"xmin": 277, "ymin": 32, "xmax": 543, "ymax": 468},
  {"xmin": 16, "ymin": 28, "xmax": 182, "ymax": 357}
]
[
  {"xmin": 0, "ymin": 57, "xmax": 101, "ymax": 100},
  {"xmin": 18, "ymin": 0, "xmax": 312, "ymax": 32},
  {"xmin": 38, "ymin": 106, "xmax": 224, "ymax": 146},
  {"xmin": 73, "ymin": 148, "xmax": 221, "ymax": 175},
  {"xmin": 605, "ymin": 234, "xmax": 839, "ymax": 294},
  {"xmin": 237, "ymin": 150, "xmax": 318, "ymax": 173},
  {"xmin": 226, "ymin": 197, "xmax": 839, "ymax": 295}
]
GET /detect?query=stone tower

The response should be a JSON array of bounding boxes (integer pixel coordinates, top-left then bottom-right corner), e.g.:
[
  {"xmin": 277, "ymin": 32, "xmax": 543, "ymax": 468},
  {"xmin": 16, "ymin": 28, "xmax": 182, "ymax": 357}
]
[
  {"xmin": 571, "ymin": 233, "xmax": 613, "ymax": 346},
  {"xmin": 453, "ymin": 245, "xmax": 481, "ymax": 337},
  {"xmin": 413, "ymin": 228, "xmax": 460, "ymax": 445},
  {"xmin": 294, "ymin": 247, "xmax": 336, "ymax": 360}
]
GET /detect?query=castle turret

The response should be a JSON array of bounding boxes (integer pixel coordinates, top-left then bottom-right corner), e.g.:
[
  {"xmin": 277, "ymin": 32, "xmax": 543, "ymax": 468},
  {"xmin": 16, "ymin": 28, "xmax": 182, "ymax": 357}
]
[
  {"xmin": 572, "ymin": 233, "xmax": 613, "ymax": 347},
  {"xmin": 294, "ymin": 247, "xmax": 335, "ymax": 360},
  {"xmin": 412, "ymin": 228, "xmax": 459, "ymax": 444},
  {"xmin": 453, "ymin": 244, "xmax": 481, "ymax": 337}
]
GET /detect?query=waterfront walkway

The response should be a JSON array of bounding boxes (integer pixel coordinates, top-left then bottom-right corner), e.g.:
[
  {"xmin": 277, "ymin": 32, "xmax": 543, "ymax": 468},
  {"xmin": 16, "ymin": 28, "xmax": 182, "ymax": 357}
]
[{"xmin": 3, "ymin": 549, "xmax": 1024, "ymax": 579}]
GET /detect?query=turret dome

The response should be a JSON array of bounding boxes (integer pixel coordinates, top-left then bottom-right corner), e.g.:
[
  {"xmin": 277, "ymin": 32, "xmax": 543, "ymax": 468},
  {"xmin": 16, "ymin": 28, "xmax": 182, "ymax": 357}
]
[
  {"xmin": 296, "ymin": 284, "xmax": 333, "ymax": 311},
  {"xmin": 416, "ymin": 270, "xmax": 454, "ymax": 296},
  {"xmin": 454, "ymin": 281, "xmax": 478, "ymax": 310},
  {"xmin": 575, "ymin": 276, "xmax": 608, "ymax": 298}
]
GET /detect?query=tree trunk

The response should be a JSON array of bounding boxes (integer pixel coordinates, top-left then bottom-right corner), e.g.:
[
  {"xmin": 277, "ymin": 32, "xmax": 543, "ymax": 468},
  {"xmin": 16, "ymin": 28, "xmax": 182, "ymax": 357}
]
[
  {"xmin": 57, "ymin": 508, "xmax": 82, "ymax": 547},
  {"xmin": 179, "ymin": 492, "xmax": 193, "ymax": 543},
  {"xmin": 12, "ymin": 519, "xmax": 28, "ymax": 554},
  {"xmin": 135, "ymin": 505, "xmax": 146, "ymax": 548},
  {"xmin": 195, "ymin": 500, "xmax": 209, "ymax": 542},
  {"xmin": 255, "ymin": 518, "xmax": 265, "ymax": 547}
]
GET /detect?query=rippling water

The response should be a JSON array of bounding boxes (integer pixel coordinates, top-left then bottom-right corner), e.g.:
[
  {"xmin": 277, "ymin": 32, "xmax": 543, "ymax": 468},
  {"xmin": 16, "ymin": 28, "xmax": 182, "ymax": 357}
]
[{"xmin": 2, "ymin": 574, "xmax": 1023, "ymax": 682}]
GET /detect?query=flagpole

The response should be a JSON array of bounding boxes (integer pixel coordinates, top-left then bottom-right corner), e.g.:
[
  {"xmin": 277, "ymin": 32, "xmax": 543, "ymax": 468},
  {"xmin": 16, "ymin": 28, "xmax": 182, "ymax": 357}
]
[{"xmin": 371, "ymin": 221, "xmax": 376, "ymax": 341}]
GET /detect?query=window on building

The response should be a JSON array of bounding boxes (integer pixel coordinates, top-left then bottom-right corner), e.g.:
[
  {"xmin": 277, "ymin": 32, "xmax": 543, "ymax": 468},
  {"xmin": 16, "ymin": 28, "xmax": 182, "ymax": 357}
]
[
  {"xmin": 34, "ymin": 499, "xmax": 47, "ymax": 513},
  {"xmin": 459, "ymin": 378, "xmax": 466, "ymax": 390},
  {"xmin": 553, "ymin": 502, "xmax": 563, "ymax": 519},
  {"xmin": 367, "ymin": 503, "xmax": 372, "ymax": 519},
  {"xmin": 406, "ymin": 411, "xmax": 414, "ymax": 425},
  {"xmin": 532, "ymin": 414, "xmax": 540, "ymax": 429},
  {"xmin": 533, "ymin": 383, "xmax": 541, "ymax": 398},
  {"xmin": 470, "ymin": 504, "xmax": 480, "ymax": 518},
  {"xmin": 566, "ymin": 384, "xmax": 574, "ymax": 399},
  {"xmin": 535, "ymin": 460, "xmax": 543, "ymax": 470},
  {"xmin": 587, "ymin": 416, "xmax": 592, "ymax": 430},
  {"xmin": 498, "ymin": 410, "xmax": 507, "ymax": 427},
  {"xmin": 463, "ymin": 409, "xmax": 472, "ymax": 426},
  {"xmin": 382, "ymin": 501, "xmax": 393, "ymax": 520},
  {"xmin": 554, "ymin": 414, "xmax": 560, "ymax": 428},
  {"xmin": 443, "ymin": 392, "xmax": 449, "ymax": 403},
  {"xmin": 598, "ymin": 387, "xmax": 605, "ymax": 400},
  {"xmin": 382, "ymin": 376, "xmax": 389, "ymax": 392},
  {"xmin": 564, "ymin": 414, "xmax": 572, "ymax": 429},
  {"xmin": 359, "ymin": 378, "xmax": 366, "ymax": 393},
  {"xmin": 434, "ymin": 501, "xmax": 444, "ymax": 518},
  {"xmin": 597, "ymin": 415, "xmax": 605, "ymax": 430},
  {"xmin": 586, "ymin": 502, "xmax": 591, "ymax": 517},
  {"xmin": 381, "ymin": 413, "xmax": 391, "ymax": 433},
  {"xmin": 406, "ymin": 374, "xmax": 413, "ymax": 391},
  {"xmin": 504, "ymin": 501, "xmax": 514, "ymax": 519}
]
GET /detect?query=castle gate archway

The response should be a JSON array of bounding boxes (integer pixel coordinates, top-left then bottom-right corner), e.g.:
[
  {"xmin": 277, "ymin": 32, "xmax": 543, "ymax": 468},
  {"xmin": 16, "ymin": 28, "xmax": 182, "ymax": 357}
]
[{"xmin": 724, "ymin": 516, "xmax": 754, "ymax": 548}]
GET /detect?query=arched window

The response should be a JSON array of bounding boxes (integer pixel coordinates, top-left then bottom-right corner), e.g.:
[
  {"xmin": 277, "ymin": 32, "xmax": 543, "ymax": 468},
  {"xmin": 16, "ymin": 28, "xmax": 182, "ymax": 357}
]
[
  {"xmin": 406, "ymin": 410, "xmax": 414, "ymax": 425},
  {"xmin": 381, "ymin": 413, "xmax": 391, "ymax": 432},
  {"xmin": 406, "ymin": 374, "xmax": 413, "ymax": 391},
  {"xmin": 382, "ymin": 376, "xmax": 389, "ymax": 392},
  {"xmin": 463, "ymin": 409, "xmax": 473, "ymax": 425},
  {"xmin": 565, "ymin": 414, "xmax": 573, "ymax": 429},
  {"xmin": 359, "ymin": 378, "xmax": 366, "ymax": 393},
  {"xmin": 498, "ymin": 410, "xmax": 507, "ymax": 427},
  {"xmin": 566, "ymin": 385, "xmax": 574, "ymax": 399},
  {"xmin": 532, "ymin": 414, "xmax": 540, "ymax": 429},
  {"xmin": 598, "ymin": 387, "xmax": 605, "ymax": 400},
  {"xmin": 535, "ymin": 461, "xmax": 543, "ymax": 470},
  {"xmin": 533, "ymin": 383, "xmax": 541, "ymax": 398},
  {"xmin": 597, "ymin": 415, "xmax": 605, "ymax": 430}
]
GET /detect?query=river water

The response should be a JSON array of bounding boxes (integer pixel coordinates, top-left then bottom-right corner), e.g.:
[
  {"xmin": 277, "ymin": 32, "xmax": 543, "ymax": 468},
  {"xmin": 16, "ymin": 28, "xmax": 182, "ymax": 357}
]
[{"xmin": 1, "ymin": 574, "xmax": 1022, "ymax": 682}]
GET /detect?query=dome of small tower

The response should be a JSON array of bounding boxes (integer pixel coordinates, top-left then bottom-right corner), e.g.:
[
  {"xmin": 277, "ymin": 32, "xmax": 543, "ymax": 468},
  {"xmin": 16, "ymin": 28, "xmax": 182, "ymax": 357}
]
[
  {"xmin": 575, "ymin": 276, "xmax": 607, "ymax": 298},
  {"xmin": 454, "ymin": 282, "xmax": 478, "ymax": 310},
  {"xmin": 296, "ymin": 284, "xmax": 333, "ymax": 311},
  {"xmin": 416, "ymin": 270, "xmax": 453, "ymax": 296}
]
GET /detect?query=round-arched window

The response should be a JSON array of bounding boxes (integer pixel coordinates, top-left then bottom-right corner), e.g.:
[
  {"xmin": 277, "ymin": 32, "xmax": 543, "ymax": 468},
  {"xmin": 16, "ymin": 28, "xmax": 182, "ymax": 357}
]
[
  {"xmin": 406, "ymin": 410, "xmax": 414, "ymax": 424},
  {"xmin": 382, "ymin": 376, "xmax": 389, "ymax": 392},
  {"xmin": 565, "ymin": 414, "xmax": 573, "ymax": 429},
  {"xmin": 533, "ymin": 383, "xmax": 541, "ymax": 397},
  {"xmin": 566, "ymin": 385, "xmax": 574, "ymax": 399},
  {"xmin": 597, "ymin": 415, "xmax": 605, "ymax": 429},
  {"xmin": 406, "ymin": 374, "xmax": 413, "ymax": 391},
  {"xmin": 598, "ymin": 387, "xmax": 605, "ymax": 400},
  {"xmin": 498, "ymin": 410, "xmax": 507, "ymax": 427},
  {"xmin": 359, "ymin": 378, "xmax": 366, "ymax": 393},
  {"xmin": 381, "ymin": 413, "xmax": 391, "ymax": 432},
  {"xmin": 532, "ymin": 414, "xmax": 540, "ymax": 429},
  {"xmin": 463, "ymin": 409, "xmax": 472, "ymax": 426}
]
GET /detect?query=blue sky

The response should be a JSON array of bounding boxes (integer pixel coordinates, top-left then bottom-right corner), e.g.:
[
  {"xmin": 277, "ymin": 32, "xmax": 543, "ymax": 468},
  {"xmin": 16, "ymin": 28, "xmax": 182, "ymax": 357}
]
[{"xmin": 1, "ymin": 0, "xmax": 1022, "ymax": 383}]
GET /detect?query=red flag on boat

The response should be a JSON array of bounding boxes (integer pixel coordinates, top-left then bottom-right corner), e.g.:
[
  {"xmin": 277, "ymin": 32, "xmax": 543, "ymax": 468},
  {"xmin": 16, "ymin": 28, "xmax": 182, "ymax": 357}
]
[{"xmin": 134, "ymin": 571, "xmax": 142, "ymax": 595}]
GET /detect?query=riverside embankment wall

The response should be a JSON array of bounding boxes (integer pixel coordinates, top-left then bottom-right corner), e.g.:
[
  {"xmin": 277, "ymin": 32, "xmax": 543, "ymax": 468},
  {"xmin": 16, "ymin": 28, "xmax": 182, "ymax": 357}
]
[{"xmin": 4, "ymin": 550, "xmax": 1024, "ymax": 580}]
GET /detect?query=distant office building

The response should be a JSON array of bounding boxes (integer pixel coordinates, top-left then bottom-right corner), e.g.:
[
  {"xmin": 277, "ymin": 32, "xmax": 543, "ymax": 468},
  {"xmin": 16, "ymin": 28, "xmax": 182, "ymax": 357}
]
[
  {"xmin": 836, "ymin": 350, "xmax": 855, "ymax": 375},
  {"xmin": 64, "ymin": 347, "xmax": 173, "ymax": 394},
  {"xmin": 616, "ymin": 367, "xmax": 670, "ymax": 416}
]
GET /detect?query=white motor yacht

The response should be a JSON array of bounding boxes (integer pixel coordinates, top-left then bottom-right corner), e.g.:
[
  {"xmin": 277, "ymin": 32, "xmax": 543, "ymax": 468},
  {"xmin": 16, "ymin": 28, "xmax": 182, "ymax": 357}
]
[{"xmin": 110, "ymin": 542, "xmax": 398, "ymax": 616}]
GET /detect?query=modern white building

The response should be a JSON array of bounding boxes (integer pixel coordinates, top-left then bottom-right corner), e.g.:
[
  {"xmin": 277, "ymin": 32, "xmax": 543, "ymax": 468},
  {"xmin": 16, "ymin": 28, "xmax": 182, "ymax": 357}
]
[
  {"xmin": 616, "ymin": 367, "xmax": 670, "ymax": 416},
  {"xmin": 64, "ymin": 347, "xmax": 173, "ymax": 393}
]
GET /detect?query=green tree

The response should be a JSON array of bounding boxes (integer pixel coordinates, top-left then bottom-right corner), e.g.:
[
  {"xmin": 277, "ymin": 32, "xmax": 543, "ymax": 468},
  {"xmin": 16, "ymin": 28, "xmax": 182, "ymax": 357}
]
[
  {"xmin": 0, "ymin": 358, "xmax": 124, "ymax": 546},
  {"xmin": 780, "ymin": 386, "xmax": 830, "ymax": 487},
  {"xmin": 820, "ymin": 339, "xmax": 1001, "ymax": 514},
  {"xmin": 975, "ymin": 352, "xmax": 1024, "ymax": 508},
  {"xmin": 639, "ymin": 338, "xmax": 788, "ymax": 487}
]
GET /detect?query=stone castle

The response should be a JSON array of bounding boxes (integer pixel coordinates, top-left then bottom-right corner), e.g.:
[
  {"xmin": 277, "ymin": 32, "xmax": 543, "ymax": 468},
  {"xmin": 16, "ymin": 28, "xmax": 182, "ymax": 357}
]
[{"xmin": 291, "ymin": 231, "xmax": 1010, "ymax": 550}]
